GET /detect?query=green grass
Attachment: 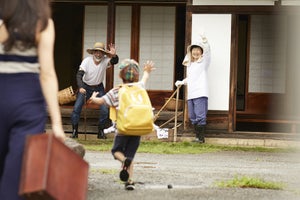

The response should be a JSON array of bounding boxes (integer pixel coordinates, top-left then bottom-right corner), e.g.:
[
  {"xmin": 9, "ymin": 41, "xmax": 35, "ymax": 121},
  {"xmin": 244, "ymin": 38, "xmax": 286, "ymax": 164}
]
[
  {"xmin": 78, "ymin": 139, "xmax": 113, "ymax": 151},
  {"xmin": 138, "ymin": 141, "xmax": 221, "ymax": 154},
  {"xmin": 77, "ymin": 139, "xmax": 295, "ymax": 154},
  {"xmin": 215, "ymin": 175, "xmax": 285, "ymax": 190}
]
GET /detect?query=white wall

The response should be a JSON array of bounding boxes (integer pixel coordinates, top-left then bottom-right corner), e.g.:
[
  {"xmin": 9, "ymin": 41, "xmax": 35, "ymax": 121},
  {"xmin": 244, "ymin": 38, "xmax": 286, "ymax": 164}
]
[{"xmin": 192, "ymin": 14, "xmax": 232, "ymax": 111}]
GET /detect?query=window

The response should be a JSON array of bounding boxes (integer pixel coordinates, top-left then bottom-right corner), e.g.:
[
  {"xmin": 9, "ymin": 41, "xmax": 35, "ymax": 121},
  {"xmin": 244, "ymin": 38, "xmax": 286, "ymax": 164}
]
[
  {"xmin": 248, "ymin": 15, "xmax": 287, "ymax": 93},
  {"xmin": 139, "ymin": 6, "xmax": 176, "ymax": 90}
]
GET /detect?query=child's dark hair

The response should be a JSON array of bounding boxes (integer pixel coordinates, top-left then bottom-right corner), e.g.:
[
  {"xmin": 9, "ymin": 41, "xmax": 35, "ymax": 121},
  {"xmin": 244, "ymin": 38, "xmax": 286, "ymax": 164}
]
[
  {"xmin": 119, "ymin": 59, "xmax": 140, "ymax": 83},
  {"xmin": 190, "ymin": 45, "xmax": 203, "ymax": 54}
]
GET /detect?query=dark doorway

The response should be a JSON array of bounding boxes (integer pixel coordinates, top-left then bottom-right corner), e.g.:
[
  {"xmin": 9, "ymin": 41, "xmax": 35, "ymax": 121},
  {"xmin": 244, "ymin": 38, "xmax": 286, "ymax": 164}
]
[
  {"xmin": 52, "ymin": 3, "xmax": 84, "ymax": 90},
  {"xmin": 175, "ymin": 5, "xmax": 186, "ymax": 99},
  {"xmin": 236, "ymin": 15, "xmax": 248, "ymax": 111}
]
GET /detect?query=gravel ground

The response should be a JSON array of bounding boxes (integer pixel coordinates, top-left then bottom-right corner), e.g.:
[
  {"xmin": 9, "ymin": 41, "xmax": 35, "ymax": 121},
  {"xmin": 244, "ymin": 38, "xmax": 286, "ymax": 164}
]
[{"xmin": 85, "ymin": 150, "xmax": 300, "ymax": 200}]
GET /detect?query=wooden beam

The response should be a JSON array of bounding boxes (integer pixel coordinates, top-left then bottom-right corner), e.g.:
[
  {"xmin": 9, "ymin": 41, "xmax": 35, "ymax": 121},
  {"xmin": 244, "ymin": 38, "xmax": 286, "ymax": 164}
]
[
  {"xmin": 228, "ymin": 14, "xmax": 238, "ymax": 133},
  {"xmin": 131, "ymin": 5, "xmax": 140, "ymax": 61},
  {"xmin": 106, "ymin": 0, "xmax": 116, "ymax": 90},
  {"xmin": 187, "ymin": 5, "xmax": 281, "ymax": 14},
  {"xmin": 53, "ymin": 0, "xmax": 187, "ymax": 4},
  {"xmin": 183, "ymin": 0, "xmax": 192, "ymax": 130}
]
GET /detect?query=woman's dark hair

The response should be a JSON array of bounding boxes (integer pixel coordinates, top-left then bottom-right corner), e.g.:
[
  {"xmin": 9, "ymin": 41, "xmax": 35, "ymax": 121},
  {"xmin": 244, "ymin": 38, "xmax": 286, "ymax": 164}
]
[{"xmin": 0, "ymin": 0, "xmax": 51, "ymax": 51}]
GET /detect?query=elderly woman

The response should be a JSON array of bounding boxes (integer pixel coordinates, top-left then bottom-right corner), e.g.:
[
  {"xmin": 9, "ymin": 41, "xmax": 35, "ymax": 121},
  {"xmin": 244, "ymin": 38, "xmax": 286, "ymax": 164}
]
[{"xmin": 175, "ymin": 35, "xmax": 211, "ymax": 143}]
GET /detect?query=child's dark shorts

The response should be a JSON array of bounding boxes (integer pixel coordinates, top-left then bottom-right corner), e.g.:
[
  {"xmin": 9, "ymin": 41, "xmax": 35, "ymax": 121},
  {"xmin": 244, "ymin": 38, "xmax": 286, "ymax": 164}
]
[{"xmin": 111, "ymin": 135, "xmax": 141, "ymax": 159}]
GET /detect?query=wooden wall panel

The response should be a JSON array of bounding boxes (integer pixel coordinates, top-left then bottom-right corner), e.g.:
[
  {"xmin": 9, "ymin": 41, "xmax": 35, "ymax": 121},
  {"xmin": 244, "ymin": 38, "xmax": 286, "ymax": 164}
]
[{"xmin": 243, "ymin": 93, "xmax": 285, "ymax": 115}]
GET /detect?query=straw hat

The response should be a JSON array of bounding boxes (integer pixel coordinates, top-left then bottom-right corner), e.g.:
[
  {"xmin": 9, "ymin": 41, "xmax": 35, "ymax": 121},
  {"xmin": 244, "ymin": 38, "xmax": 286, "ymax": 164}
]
[
  {"xmin": 183, "ymin": 36, "xmax": 207, "ymax": 66},
  {"xmin": 86, "ymin": 42, "xmax": 108, "ymax": 54}
]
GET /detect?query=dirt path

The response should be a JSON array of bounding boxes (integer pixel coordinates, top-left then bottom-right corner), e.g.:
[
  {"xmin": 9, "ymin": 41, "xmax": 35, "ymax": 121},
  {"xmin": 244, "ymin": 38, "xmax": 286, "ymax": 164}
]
[{"xmin": 85, "ymin": 150, "xmax": 300, "ymax": 200}]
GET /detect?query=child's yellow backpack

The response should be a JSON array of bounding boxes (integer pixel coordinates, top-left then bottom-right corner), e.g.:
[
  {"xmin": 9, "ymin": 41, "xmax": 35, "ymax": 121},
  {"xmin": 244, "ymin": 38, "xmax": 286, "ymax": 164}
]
[{"xmin": 115, "ymin": 83, "xmax": 154, "ymax": 136}]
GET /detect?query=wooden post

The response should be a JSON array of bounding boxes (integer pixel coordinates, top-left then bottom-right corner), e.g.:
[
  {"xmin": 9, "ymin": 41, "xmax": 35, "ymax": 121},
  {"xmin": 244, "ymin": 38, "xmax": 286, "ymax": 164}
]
[
  {"xmin": 106, "ymin": 0, "xmax": 116, "ymax": 91},
  {"xmin": 228, "ymin": 14, "xmax": 238, "ymax": 133},
  {"xmin": 184, "ymin": 0, "xmax": 192, "ymax": 130}
]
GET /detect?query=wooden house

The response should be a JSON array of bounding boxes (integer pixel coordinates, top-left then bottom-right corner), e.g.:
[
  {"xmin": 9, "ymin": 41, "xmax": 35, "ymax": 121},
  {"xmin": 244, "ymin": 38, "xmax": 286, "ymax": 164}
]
[{"xmin": 51, "ymin": 0, "xmax": 300, "ymax": 134}]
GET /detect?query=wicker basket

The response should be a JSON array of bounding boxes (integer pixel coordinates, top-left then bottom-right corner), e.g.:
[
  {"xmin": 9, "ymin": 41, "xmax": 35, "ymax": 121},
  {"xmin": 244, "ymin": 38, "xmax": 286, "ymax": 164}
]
[
  {"xmin": 164, "ymin": 98, "xmax": 183, "ymax": 111},
  {"xmin": 58, "ymin": 86, "xmax": 77, "ymax": 105}
]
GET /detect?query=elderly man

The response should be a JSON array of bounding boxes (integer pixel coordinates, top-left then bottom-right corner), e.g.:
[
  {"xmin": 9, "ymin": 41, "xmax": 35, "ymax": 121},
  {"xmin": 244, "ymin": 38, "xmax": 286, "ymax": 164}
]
[{"xmin": 70, "ymin": 42, "xmax": 119, "ymax": 139}]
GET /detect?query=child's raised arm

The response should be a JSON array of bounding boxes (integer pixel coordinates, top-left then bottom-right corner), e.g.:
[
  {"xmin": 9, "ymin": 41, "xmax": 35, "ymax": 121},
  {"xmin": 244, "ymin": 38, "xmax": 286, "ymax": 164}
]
[{"xmin": 140, "ymin": 60, "xmax": 155, "ymax": 85}]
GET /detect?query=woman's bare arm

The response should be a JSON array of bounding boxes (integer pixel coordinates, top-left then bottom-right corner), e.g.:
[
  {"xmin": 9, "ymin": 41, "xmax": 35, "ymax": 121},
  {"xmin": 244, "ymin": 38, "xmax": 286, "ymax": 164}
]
[{"xmin": 38, "ymin": 19, "xmax": 65, "ymax": 141}]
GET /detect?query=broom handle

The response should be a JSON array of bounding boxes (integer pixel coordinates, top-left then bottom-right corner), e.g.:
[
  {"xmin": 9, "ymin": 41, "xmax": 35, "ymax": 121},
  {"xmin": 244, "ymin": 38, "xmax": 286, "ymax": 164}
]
[{"xmin": 173, "ymin": 85, "xmax": 180, "ymax": 142}]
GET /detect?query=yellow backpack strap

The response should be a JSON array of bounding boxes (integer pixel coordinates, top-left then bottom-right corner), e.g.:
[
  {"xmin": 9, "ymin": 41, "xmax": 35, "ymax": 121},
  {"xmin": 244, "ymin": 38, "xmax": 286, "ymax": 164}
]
[
  {"xmin": 109, "ymin": 106, "xmax": 117, "ymax": 122},
  {"xmin": 109, "ymin": 84, "xmax": 123, "ymax": 122}
]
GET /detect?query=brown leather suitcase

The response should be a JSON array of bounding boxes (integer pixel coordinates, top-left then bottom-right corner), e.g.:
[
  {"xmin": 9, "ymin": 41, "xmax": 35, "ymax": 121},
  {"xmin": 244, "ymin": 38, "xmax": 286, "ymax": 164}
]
[{"xmin": 19, "ymin": 133, "xmax": 89, "ymax": 200}]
